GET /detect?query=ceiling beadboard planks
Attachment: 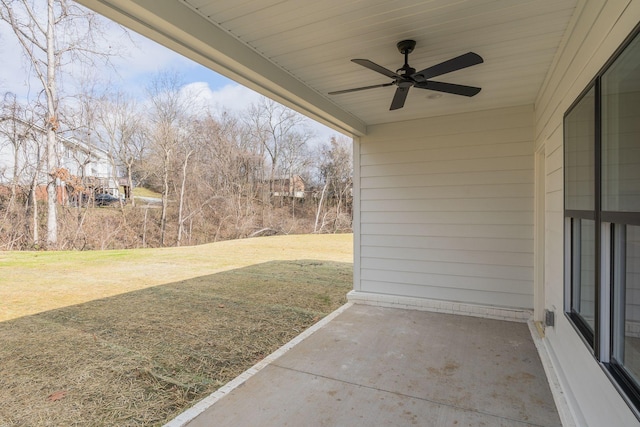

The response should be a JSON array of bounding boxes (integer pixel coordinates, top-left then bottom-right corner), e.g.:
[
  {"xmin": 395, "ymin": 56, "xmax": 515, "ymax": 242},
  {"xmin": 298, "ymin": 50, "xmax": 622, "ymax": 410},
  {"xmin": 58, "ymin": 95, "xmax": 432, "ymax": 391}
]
[{"xmin": 181, "ymin": 0, "xmax": 577, "ymax": 127}]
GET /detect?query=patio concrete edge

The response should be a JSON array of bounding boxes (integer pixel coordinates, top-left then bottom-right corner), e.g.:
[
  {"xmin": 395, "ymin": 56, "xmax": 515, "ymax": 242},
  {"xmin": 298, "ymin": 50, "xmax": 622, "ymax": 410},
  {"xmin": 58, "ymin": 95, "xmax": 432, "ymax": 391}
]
[
  {"xmin": 347, "ymin": 290, "xmax": 532, "ymax": 322},
  {"xmin": 527, "ymin": 320, "xmax": 577, "ymax": 427},
  {"xmin": 163, "ymin": 302, "xmax": 354, "ymax": 427}
]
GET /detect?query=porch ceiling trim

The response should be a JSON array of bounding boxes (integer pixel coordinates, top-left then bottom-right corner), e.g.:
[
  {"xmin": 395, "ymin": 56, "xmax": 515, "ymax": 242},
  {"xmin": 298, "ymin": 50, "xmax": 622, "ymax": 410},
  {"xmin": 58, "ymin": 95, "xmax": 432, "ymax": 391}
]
[{"xmin": 77, "ymin": 0, "xmax": 367, "ymax": 137}]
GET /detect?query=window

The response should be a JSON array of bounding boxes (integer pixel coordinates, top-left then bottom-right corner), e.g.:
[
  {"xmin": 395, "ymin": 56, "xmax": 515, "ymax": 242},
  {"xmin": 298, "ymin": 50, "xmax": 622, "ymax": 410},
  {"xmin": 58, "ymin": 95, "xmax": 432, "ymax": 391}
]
[
  {"xmin": 565, "ymin": 86, "xmax": 596, "ymax": 345},
  {"xmin": 564, "ymin": 25, "xmax": 640, "ymax": 412},
  {"xmin": 612, "ymin": 225, "xmax": 640, "ymax": 386}
]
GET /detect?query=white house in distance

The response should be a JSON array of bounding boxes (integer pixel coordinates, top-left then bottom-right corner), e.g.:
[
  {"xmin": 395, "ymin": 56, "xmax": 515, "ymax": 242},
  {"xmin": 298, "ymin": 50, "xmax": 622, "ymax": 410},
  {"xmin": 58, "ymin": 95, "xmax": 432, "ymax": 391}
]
[
  {"xmin": 74, "ymin": 1, "xmax": 640, "ymax": 425},
  {"xmin": 0, "ymin": 117, "xmax": 121, "ymax": 199}
]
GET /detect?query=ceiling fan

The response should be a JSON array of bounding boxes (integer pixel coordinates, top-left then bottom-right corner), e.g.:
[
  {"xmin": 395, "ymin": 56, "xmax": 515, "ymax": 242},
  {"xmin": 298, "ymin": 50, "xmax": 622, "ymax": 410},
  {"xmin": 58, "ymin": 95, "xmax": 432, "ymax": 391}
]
[{"xmin": 329, "ymin": 40, "xmax": 483, "ymax": 110}]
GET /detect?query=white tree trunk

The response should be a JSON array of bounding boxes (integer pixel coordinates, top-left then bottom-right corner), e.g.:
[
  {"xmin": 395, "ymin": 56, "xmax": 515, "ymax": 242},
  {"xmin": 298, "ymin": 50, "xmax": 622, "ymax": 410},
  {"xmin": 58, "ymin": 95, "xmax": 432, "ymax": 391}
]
[
  {"xmin": 176, "ymin": 151, "xmax": 193, "ymax": 246},
  {"xmin": 30, "ymin": 174, "xmax": 39, "ymax": 245},
  {"xmin": 314, "ymin": 182, "xmax": 328, "ymax": 233},
  {"xmin": 45, "ymin": 0, "xmax": 57, "ymax": 246},
  {"xmin": 160, "ymin": 147, "xmax": 170, "ymax": 246}
]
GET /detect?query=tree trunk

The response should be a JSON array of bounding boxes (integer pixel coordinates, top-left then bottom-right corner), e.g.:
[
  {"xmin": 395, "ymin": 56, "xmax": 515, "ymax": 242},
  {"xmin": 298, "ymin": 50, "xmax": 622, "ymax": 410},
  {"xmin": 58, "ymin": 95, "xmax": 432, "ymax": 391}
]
[
  {"xmin": 45, "ymin": 0, "xmax": 57, "ymax": 247},
  {"xmin": 10, "ymin": 134, "xmax": 19, "ymax": 205},
  {"xmin": 314, "ymin": 182, "xmax": 328, "ymax": 233},
  {"xmin": 142, "ymin": 207, "xmax": 148, "ymax": 248},
  {"xmin": 160, "ymin": 148, "xmax": 170, "ymax": 246},
  {"xmin": 29, "ymin": 178, "xmax": 39, "ymax": 245},
  {"xmin": 176, "ymin": 151, "xmax": 192, "ymax": 246},
  {"xmin": 127, "ymin": 164, "xmax": 135, "ymax": 207}
]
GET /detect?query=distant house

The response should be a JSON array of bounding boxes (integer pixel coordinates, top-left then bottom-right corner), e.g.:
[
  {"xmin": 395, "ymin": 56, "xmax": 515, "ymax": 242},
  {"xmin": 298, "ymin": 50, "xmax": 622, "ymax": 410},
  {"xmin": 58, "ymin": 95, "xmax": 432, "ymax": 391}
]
[
  {"xmin": 270, "ymin": 175, "xmax": 305, "ymax": 198},
  {"xmin": 0, "ymin": 117, "xmax": 121, "ymax": 202}
]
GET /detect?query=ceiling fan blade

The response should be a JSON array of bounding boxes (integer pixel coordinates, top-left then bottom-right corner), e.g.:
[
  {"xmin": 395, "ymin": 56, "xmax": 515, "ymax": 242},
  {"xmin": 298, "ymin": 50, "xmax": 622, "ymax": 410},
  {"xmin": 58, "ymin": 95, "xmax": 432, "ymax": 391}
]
[
  {"xmin": 414, "ymin": 80, "xmax": 481, "ymax": 97},
  {"xmin": 352, "ymin": 59, "xmax": 403, "ymax": 79},
  {"xmin": 412, "ymin": 52, "xmax": 483, "ymax": 81},
  {"xmin": 390, "ymin": 86, "xmax": 410, "ymax": 110},
  {"xmin": 328, "ymin": 83, "xmax": 394, "ymax": 95}
]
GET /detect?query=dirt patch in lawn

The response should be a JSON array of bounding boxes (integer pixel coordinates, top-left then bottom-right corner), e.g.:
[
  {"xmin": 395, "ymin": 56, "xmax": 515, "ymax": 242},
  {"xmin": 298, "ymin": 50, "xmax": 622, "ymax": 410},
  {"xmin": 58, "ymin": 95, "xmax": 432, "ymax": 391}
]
[{"xmin": 0, "ymin": 260, "xmax": 352, "ymax": 426}]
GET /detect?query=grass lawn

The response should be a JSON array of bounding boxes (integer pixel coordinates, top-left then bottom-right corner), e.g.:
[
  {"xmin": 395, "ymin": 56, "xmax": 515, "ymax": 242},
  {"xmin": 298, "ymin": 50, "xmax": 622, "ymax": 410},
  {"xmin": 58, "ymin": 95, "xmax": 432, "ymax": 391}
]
[
  {"xmin": 0, "ymin": 234, "xmax": 353, "ymax": 426},
  {"xmin": 131, "ymin": 187, "xmax": 162, "ymax": 199}
]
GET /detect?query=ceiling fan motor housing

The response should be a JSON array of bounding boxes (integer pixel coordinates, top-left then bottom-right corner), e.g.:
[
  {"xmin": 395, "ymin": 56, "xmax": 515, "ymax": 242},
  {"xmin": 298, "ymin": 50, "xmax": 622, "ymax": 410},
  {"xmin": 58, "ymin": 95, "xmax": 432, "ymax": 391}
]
[{"xmin": 396, "ymin": 39, "xmax": 416, "ymax": 54}]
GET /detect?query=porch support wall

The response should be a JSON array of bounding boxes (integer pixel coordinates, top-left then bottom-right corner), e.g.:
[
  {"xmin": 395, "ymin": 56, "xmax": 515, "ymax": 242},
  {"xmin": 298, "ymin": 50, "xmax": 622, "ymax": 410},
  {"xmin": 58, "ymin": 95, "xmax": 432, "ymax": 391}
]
[
  {"xmin": 355, "ymin": 104, "xmax": 535, "ymax": 309},
  {"xmin": 534, "ymin": 0, "xmax": 640, "ymax": 425}
]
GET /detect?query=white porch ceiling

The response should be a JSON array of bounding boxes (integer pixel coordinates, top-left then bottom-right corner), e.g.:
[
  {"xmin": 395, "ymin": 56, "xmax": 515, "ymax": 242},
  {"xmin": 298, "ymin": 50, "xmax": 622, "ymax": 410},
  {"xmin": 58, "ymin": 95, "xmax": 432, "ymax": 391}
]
[{"xmin": 78, "ymin": 0, "xmax": 578, "ymax": 136}]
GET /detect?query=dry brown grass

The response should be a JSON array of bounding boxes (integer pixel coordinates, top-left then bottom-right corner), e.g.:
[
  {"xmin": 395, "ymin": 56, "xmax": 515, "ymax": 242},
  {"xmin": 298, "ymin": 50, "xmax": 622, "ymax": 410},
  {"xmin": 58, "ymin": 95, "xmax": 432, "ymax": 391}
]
[
  {"xmin": 0, "ymin": 234, "xmax": 352, "ymax": 322},
  {"xmin": 0, "ymin": 235, "xmax": 353, "ymax": 426}
]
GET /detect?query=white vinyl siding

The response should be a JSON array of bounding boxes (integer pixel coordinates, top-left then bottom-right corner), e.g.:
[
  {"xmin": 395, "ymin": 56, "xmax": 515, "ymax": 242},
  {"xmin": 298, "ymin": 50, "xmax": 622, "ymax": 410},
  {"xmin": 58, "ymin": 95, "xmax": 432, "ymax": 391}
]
[
  {"xmin": 544, "ymin": 126, "xmax": 565, "ymax": 309},
  {"xmin": 358, "ymin": 104, "xmax": 534, "ymax": 309}
]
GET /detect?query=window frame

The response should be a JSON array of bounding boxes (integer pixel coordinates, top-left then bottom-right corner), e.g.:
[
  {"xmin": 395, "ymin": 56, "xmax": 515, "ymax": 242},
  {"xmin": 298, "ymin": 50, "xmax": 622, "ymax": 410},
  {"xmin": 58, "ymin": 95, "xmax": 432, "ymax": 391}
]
[
  {"xmin": 564, "ymin": 81, "xmax": 599, "ymax": 351},
  {"xmin": 564, "ymin": 21, "xmax": 640, "ymax": 416}
]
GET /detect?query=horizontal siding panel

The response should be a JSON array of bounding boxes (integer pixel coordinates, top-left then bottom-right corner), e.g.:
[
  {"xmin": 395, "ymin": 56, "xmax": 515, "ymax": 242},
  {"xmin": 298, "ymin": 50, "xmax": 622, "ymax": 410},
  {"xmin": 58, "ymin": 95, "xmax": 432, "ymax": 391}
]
[
  {"xmin": 358, "ymin": 105, "xmax": 534, "ymax": 309},
  {"xmin": 546, "ymin": 127, "xmax": 563, "ymax": 153},
  {"xmin": 361, "ymin": 211, "xmax": 533, "ymax": 226},
  {"xmin": 544, "ymin": 205, "xmax": 564, "ymax": 303},
  {"xmin": 547, "ymin": 190, "xmax": 563, "ymax": 213},
  {"xmin": 361, "ymin": 155, "xmax": 532, "ymax": 177},
  {"xmin": 536, "ymin": 1, "xmax": 636, "ymax": 134},
  {"xmin": 362, "ymin": 99, "xmax": 533, "ymax": 127},
  {"xmin": 361, "ymin": 197, "xmax": 532, "ymax": 213},
  {"xmin": 361, "ymin": 269, "xmax": 531, "ymax": 295},
  {"xmin": 361, "ymin": 280, "xmax": 532, "ymax": 309},
  {"xmin": 547, "ymin": 169, "xmax": 563, "ymax": 192},
  {"xmin": 532, "ymin": 0, "xmax": 576, "ymax": 342},
  {"xmin": 361, "ymin": 223, "xmax": 533, "ymax": 240},
  {"xmin": 361, "ymin": 169, "xmax": 532, "ymax": 189},
  {"xmin": 546, "ymin": 147, "xmax": 563, "ymax": 175},
  {"xmin": 361, "ymin": 139, "xmax": 532, "ymax": 165},
  {"xmin": 361, "ymin": 184, "xmax": 533, "ymax": 201},
  {"xmin": 361, "ymin": 127, "xmax": 533, "ymax": 155},
  {"xmin": 361, "ymin": 235, "xmax": 533, "ymax": 253},
  {"xmin": 361, "ymin": 258, "xmax": 532, "ymax": 282},
  {"xmin": 361, "ymin": 246, "xmax": 533, "ymax": 267},
  {"xmin": 364, "ymin": 106, "xmax": 534, "ymax": 142}
]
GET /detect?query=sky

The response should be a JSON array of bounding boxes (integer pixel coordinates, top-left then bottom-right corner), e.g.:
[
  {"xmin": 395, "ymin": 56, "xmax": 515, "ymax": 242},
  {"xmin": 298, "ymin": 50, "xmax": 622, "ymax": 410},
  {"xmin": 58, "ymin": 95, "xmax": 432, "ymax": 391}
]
[{"xmin": 0, "ymin": 4, "xmax": 342, "ymax": 144}]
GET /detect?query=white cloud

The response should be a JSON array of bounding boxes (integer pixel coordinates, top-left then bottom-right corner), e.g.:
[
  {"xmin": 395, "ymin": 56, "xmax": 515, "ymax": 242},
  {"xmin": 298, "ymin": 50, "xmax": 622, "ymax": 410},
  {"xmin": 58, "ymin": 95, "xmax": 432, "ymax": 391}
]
[
  {"xmin": 111, "ymin": 31, "xmax": 194, "ymax": 80},
  {"xmin": 0, "ymin": 4, "xmax": 345, "ymax": 146},
  {"xmin": 184, "ymin": 82, "xmax": 264, "ymax": 115},
  {"xmin": 182, "ymin": 81, "xmax": 344, "ymax": 144}
]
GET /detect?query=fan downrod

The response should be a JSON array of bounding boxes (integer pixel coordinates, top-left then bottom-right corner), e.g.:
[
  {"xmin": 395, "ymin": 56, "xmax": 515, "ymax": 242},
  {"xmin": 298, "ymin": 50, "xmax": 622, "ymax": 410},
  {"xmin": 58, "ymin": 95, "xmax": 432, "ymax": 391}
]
[{"xmin": 396, "ymin": 40, "xmax": 416, "ymax": 75}]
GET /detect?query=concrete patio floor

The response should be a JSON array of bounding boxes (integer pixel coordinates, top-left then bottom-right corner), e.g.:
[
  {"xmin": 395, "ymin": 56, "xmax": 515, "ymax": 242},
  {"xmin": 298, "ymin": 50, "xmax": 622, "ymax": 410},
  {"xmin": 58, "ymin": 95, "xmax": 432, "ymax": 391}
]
[{"xmin": 172, "ymin": 304, "xmax": 561, "ymax": 427}]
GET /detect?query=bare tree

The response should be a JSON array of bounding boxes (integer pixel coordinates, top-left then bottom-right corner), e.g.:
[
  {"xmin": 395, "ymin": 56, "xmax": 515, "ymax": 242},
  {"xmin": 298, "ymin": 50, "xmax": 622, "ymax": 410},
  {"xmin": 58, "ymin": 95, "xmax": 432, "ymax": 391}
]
[
  {"xmin": 315, "ymin": 136, "xmax": 353, "ymax": 233},
  {"xmin": 0, "ymin": 0, "xmax": 123, "ymax": 247},
  {"xmin": 63, "ymin": 79, "xmax": 101, "ymax": 201},
  {"xmin": 246, "ymin": 98, "xmax": 307, "ymax": 196},
  {"xmin": 0, "ymin": 94, "xmax": 27, "ymax": 203},
  {"xmin": 0, "ymin": 95, "xmax": 44, "ymax": 247},
  {"xmin": 175, "ymin": 126, "xmax": 198, "ymax": 246},
  {"xmin": 280, "ymin": 128, "xmax": 313, "ymax": 218},
  {"xmin": 96, "ymin": 92, "xmax": 145, "ymax": 207},
  {"xmin": 146, "ymin": 72, "xmax": 202, "ymax": 246}
]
